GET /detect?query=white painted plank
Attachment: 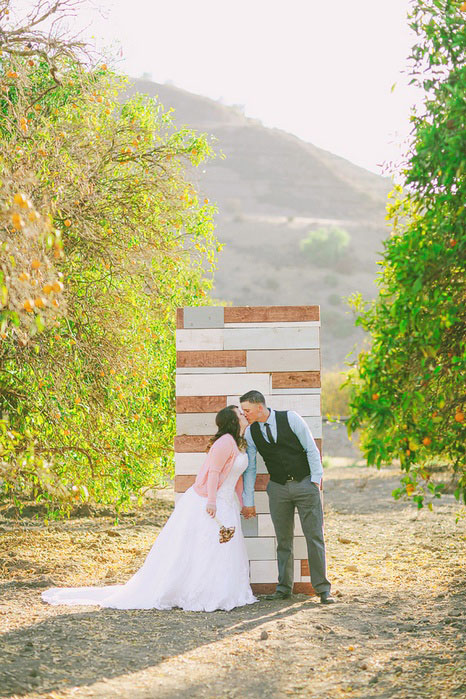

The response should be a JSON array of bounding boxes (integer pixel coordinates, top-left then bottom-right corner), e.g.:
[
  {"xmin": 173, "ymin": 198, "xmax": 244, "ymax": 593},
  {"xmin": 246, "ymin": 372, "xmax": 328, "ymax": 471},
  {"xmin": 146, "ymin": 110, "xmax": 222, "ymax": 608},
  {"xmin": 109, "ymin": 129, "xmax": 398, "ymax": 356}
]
[
  {"xmin": 225, "ymin": 327, "xmax": 320, "ymax": 350},
  {"xmin": 249, "ymin": 560, "xmax": 300, "ymax": 583},
  {"xmin": 176, "ymin": 329, "xmax": 224, "ymax": 351},
  {"xmin": 258, "ymin": 514, "xmax": 304, "ymax": 537},
  {"xmin": 250, "ymin": 560, "xmax": 278, "ymax": 583},
  {"xmin": 176, "ymin": 373, "xmax": 271, "ymax": 397},
  {"xmin": 228, "ymin": 394, "xmax": 321, "ymax": 416},
  {"xmin": 256, "ymin": 453, "xmax": 268, "ymax": 475},
  {"xmin": 175, "ymin": 452, "xmax": 205, "ymax": 474},
  {"xmin": 245, "ymin": 537, "xmax": 276, "ymax": 560},
  {"xmin": 225, "ymin": 321, "xmax": 320, "ymax": 328},
  {"xmin": 247, "ymin": 349, "xmax": 320, "ymax": 372},
  {"xmin": 176, "ymin": 413, "xmax": 217, "ymax": 435},
  {"xmin": 294, "ymin": 537, "xmax": 308, "ymax": 559},
  {"xmin": 304, "ymin": 416, "xmax": 322, "ymax": 438},
  {"xmin": 253, "ymin": 491, "xmax": 270, "ymax": 514}
]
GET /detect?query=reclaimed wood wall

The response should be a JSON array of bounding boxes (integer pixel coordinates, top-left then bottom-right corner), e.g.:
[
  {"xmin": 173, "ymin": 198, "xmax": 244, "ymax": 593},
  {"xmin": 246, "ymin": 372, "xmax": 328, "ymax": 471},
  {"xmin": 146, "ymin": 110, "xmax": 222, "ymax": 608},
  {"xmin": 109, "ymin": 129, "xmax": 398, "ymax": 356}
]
[{"xmin": 175, "ymin": 305, "xmax": 322, "ymax": 594}]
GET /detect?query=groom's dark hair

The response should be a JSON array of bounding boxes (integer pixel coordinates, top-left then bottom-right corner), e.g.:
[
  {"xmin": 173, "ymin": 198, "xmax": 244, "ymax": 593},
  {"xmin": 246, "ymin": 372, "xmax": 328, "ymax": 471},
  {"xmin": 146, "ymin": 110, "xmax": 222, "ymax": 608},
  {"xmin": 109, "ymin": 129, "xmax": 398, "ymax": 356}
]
[{"xmin": 239, "ymin": 390, "xmax": 266, "ymax": 405}]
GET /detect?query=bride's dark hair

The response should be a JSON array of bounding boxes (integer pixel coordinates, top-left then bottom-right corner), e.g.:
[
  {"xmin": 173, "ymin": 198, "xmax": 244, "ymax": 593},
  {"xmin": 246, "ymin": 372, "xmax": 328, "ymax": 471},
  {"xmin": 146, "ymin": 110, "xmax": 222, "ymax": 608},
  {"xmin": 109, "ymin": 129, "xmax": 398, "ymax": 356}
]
[{"xmin": 207, "ymin": 405, "xmax": 247, "ymax": 452}]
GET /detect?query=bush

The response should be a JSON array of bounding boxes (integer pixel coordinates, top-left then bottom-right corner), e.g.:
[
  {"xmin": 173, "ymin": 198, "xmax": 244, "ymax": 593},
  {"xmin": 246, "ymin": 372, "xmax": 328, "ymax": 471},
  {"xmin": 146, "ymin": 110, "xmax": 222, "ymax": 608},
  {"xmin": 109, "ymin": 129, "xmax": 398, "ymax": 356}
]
[
  {"xmin": 322, "ymin": 371, "xmax": 351, "ymax": 419},
  {"xmin": 344, "ymin": 0, "xmax": 465, "ymax": 509},
  {"xmin": 300, "ymin": 226, "xmax": 350, "ymax": 267},
  {"xmin": 0, "ymin": 2, "xmax": 221, "ymax": 516}
]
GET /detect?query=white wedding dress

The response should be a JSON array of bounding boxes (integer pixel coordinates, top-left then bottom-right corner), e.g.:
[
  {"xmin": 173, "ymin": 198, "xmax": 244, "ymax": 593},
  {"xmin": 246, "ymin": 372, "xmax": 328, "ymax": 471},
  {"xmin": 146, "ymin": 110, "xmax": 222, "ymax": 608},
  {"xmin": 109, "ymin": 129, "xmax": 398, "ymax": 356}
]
[{"xmin": 41, "ymin": 451, "xmax": 258, "ymax": 612}]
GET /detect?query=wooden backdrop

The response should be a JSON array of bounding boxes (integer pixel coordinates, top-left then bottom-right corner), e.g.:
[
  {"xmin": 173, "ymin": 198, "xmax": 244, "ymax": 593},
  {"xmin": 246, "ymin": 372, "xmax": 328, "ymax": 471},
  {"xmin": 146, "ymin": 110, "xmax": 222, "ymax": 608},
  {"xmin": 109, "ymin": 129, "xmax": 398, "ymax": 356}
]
[{"xmin": 175, "ymin": 305, "xmax": 322, "ymax": 594}]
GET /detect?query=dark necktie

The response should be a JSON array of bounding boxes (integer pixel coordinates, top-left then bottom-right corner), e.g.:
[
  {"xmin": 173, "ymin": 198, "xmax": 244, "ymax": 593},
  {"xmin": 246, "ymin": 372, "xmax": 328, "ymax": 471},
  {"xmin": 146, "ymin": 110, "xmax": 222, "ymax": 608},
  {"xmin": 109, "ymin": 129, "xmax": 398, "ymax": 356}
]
[{"xmin": 264, "ymin": 422, "xmax": 275, "ymax": 444}]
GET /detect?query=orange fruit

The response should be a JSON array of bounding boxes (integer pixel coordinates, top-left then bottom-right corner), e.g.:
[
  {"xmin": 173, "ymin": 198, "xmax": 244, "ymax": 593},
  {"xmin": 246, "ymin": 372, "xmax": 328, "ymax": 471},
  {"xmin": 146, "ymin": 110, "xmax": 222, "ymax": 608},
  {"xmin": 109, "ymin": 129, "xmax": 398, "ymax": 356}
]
[
  {"xmin": 372, "ymin": 393, "xmax": 379, "ymax": 400},
  {"xmin": 406, "ymin": 484, "xmax": 414, "ymax": 495},
  {"xmin": 422, "ymin": 437, "xmax": 432, "ymax": 446},
  {"xmin": 406, "ymin": 449, "xmax": 411, "ymax": 456},
  {"xmin": 42, "ymin": 284, "xmax": 53, "ymax": 294},
  {"xmin": 455, "ymin": 411, "xmax": 464, "ymax": 422},
  {"xmin": 34, "ymin": 296, "xmax": 46, "ymax": 308},
  {"xmin": 101, "ymin": 63, "xmax": 108, "ymax": 70},
  {"xmin": 23, "ymin": 299, "xmax": 34, "ymax": 313},
  {"xmin": 31, "ymin": 259, "xmax": 41, "ymax": 270},
  {"xmin": 19, "ymin": 272, "xmax": 30, "ymax": 282},
  {"xmin": 52, "ymin": 281, "xmax": 64, "ymax": 292},
  {"xmin": 14, "ymin": 192, "xmax": 25, "ymax": 206},
  {"xmin": 11, "ymin": 213, "xmax": 23, "ymax": 230},
  {"xmin": 52, "ymin": 299, "xmax": 59, "ymax": 307},
  {"xmin": 64, "ymin": 219, "xmax": 71, "ymax": 227}
]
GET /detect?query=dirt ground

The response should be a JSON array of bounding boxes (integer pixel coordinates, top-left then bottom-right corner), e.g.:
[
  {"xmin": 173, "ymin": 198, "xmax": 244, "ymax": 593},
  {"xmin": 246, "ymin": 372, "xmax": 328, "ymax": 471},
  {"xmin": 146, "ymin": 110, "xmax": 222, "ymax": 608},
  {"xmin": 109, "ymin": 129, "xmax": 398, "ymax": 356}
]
[{"xmin": 1, "ymin": 460, "xmax": 465, "ymax": 699}]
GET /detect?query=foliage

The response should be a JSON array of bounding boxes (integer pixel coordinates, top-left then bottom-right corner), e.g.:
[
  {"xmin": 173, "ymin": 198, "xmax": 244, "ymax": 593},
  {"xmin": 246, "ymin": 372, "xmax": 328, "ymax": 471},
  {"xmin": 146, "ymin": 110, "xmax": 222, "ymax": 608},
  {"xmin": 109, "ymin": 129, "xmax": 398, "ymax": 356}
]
[
  {"xmin": 322, "ymin": 371, "xmax": 351, "ymax": 419},
  {"xmin": 299, "ymin": 226, "xmax": 350, "ymax": 266},
  {"xmin": 0, "ymin": 1, "xmax": 221, "ymax": 515},
  {"xmin": 344, "ymin": 0, "xmax": 465, "ymax": 509}
]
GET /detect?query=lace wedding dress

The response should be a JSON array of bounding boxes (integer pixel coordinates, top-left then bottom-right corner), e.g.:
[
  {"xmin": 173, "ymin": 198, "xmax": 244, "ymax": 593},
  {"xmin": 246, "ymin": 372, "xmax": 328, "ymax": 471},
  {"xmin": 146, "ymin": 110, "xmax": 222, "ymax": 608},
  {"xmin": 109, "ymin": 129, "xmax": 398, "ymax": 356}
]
[{"xmin": 41, "ymin": 451, "xmax": 258, "ymax": 612}]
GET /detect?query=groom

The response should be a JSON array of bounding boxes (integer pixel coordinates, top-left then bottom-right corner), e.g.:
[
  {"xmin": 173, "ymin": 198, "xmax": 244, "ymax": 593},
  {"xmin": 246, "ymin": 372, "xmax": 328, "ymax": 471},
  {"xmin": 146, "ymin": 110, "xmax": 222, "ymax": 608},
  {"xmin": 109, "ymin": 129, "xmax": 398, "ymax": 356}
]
[{"xmin": 239, "ymin": 390, "xmax": 334, "ymax": 604}]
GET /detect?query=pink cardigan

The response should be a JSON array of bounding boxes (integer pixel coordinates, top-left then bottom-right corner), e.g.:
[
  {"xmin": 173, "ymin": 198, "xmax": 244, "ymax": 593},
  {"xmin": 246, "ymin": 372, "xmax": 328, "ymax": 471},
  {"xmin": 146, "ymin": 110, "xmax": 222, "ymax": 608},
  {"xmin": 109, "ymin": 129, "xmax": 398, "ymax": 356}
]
[{"xmin": 193, "ymin": 433, "xmax": 243, "ymax": 508}]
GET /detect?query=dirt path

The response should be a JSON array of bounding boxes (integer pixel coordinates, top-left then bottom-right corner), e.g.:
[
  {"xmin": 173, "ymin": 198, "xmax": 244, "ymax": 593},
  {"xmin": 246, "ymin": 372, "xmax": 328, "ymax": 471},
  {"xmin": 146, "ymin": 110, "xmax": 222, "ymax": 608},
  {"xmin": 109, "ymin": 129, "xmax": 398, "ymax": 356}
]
[{"xmin": 1, "ymin": 461, "xmax": 464, "ymax": 699}]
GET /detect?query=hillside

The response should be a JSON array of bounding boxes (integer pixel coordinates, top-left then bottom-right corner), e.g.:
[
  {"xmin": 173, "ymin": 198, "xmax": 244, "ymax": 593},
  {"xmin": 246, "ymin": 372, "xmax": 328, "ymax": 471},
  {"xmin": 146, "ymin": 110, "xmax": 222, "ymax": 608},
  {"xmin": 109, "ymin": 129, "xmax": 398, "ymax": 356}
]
[{"xmin": 123, "ymin": 78, "xmax": 393, "ymax": 369}]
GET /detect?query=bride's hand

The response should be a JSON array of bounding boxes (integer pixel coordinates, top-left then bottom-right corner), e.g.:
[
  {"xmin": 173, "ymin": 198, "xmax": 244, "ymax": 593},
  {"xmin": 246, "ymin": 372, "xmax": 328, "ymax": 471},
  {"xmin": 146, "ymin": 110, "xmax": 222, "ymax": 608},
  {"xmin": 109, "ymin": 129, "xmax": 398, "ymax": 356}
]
[{"xmin": 206, "ymin": 503, "xmax": 216, "ymax": 518}]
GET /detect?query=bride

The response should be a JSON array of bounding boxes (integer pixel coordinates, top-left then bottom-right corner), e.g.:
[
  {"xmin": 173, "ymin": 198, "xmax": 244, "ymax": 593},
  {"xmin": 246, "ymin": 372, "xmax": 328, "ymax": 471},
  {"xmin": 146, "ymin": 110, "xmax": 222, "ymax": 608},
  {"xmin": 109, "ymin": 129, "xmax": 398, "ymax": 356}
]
[{"xmin": 41, "ymin": 406, "xmax": 258, "ymax": 612}]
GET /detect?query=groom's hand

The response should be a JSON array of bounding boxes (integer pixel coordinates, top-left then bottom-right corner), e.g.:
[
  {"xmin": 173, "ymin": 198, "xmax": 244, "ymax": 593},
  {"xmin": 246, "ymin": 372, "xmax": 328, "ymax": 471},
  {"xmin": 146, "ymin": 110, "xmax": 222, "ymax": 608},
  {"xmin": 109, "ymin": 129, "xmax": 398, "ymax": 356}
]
[{"xmin": 241, "ymin": 506, "xmax": 256, "ymax": 519}]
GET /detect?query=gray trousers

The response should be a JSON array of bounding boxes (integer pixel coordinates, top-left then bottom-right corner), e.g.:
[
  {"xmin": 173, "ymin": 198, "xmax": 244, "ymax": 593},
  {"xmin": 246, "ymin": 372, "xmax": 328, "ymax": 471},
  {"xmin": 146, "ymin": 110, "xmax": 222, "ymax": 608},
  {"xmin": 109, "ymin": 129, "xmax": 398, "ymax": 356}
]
[{"xmin": 266, "ymin": 475, "xmax": 330, "ymax": 595}]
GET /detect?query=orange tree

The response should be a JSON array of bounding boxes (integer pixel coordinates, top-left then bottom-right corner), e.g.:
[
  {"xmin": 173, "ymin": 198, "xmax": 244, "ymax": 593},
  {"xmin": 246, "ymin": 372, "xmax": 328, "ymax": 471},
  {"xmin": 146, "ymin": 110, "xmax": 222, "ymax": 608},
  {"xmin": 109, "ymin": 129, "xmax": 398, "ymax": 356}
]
[
  {"xmin": 344, "ymin": 0, "xmax": 465, "ymax": 509},
  {"xmin": 0, "ymin": 1, "xmax": 221, "ymax": 515}
]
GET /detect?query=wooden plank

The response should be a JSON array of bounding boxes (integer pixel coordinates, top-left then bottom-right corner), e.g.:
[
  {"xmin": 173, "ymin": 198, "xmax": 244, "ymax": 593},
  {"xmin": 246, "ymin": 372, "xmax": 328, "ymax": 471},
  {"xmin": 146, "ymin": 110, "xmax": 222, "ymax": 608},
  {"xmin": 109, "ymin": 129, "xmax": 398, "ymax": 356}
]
[
  {"xmin": 184, "ymin": 306, "xmax": 224, "ymax": 328},
  {"xmin": 250, "ymin": 583, "xmax": 314, "ymax": 595},
  {"xmin": 272, "ymin": 371, "xmax": 321, "ymax": 389},
  {"xmin": 224, "ymin": 306, "xmax": 320, "ymax": 323},
  {"xmin": 247, "ymin": 349, "xmax": 320, "ymax": 372},
  {"xmin": 177, "ymin": 350, "xmax": 246, "ymax": 368},
  {"xmin": 174, "ymin": 473, "xmax": 270, "ymax": 492},
  {"xmin": 229, "ymin": 393, "xmax": 321, "ymax": 416},
  {"xmin": 176, "ymin": 308, "xmax": 184, "ymax": 329},
  {"xmin": 249, "ymin": 559, "xmax": 288, "ymax": 583},
  {"xmin": 176, "ymin": 329, "xmax": 224, "ymax": 351},
  {"xmin": 176, "ymin": 372, "xmax": 270, "ymax": 396},
  {"xmin": 224, "ymin": 327, "xmax": 320, "ymax": 350},
  {"xmin": 174, "ymin": 435, "xmax": 211, "ymax": 452},
  {"xmin": 175, "ymin": 475, "xmax": 197, "ymax": 492},
  {"xmin": 176, "ymin": 396, "xmax": 227, "ymax": 413},
  {"xmin": 176, "ymin": 413, "xmax": 217, "ymax": 435}
]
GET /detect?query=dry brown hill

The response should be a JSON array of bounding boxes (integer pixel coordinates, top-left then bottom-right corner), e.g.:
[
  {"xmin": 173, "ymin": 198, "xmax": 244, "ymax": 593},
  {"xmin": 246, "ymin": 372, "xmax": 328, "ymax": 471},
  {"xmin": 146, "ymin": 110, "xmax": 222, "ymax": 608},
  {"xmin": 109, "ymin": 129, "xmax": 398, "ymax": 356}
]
[{"xmin": 123, "ymin": 78, "xmax": 393, "ymax": 369}]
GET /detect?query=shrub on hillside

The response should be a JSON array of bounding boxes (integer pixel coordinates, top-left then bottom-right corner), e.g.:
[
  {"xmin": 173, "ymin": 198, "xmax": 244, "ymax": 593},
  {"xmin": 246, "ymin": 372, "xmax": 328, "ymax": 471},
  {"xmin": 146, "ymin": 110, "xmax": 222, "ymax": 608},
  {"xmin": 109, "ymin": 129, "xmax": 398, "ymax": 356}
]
[{"xmin": 300, "ymin": 226, "xmax": 350, "ymax": 266}]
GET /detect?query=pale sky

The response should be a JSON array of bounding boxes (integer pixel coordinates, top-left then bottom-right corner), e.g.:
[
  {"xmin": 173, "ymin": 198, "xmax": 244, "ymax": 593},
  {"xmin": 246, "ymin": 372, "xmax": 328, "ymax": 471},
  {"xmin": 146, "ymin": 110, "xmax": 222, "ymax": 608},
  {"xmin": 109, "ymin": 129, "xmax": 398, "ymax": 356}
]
[{"xmin": 37, "ymin": 0, "xmax": 424, "ymax": 174}]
